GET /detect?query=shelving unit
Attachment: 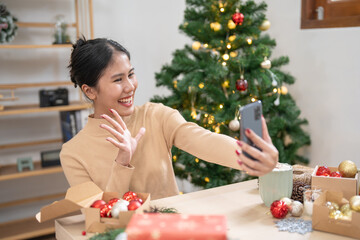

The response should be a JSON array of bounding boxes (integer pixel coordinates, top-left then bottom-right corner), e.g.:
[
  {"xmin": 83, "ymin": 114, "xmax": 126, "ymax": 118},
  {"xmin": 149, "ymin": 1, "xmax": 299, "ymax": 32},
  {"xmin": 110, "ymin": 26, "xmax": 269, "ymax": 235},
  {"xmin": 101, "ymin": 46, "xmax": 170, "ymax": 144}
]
[{"xmin": 0, "ymin": 0, "xmax": 94, "ymax": 238}]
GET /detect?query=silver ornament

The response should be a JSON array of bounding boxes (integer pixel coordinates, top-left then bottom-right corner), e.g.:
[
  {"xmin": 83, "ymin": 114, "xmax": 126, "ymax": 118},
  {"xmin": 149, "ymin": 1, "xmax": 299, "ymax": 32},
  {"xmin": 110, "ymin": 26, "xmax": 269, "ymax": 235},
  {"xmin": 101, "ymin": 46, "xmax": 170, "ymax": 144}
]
[
  {"xmin": 229, "ymin": 119, "xmax": 240, "ymax": 131},
  {"xmin": 111, "ymin": 199, "xmax": 129, "ymax": 218}
]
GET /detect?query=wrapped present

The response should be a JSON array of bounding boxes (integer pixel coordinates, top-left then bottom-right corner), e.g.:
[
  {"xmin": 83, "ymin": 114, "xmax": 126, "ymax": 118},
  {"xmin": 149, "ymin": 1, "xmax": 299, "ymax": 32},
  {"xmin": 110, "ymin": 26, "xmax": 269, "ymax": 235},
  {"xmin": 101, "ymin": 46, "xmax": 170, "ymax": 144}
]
[{"xmin": 126, "ymin": 213, "xmax": 227, "ymax": 240}]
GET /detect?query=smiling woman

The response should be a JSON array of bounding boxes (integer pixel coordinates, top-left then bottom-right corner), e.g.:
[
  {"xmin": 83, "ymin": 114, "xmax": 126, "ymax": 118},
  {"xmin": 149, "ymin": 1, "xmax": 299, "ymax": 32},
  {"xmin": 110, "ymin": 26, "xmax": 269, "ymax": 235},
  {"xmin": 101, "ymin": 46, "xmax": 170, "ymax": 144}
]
[{"xmin": 60, "ymin": 37, "xmax": 279, "ymax": 200}]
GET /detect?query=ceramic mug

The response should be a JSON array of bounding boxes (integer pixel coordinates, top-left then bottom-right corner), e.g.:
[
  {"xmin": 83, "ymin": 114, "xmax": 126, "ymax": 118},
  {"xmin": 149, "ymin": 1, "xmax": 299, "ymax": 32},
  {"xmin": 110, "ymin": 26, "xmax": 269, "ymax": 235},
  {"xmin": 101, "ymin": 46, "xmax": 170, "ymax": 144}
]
[{"xmin": 259, "ymin": 163, "xmax": 293, "ymax": 207}]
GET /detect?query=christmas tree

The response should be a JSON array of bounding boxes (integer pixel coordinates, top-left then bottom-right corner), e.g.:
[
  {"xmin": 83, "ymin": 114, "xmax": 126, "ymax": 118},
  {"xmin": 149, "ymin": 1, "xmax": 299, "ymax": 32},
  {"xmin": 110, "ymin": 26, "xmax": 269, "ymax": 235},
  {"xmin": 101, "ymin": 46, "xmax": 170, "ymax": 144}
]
[{"xmin": 151, "ymin": 0, "xmax": 311, "ymax": 189}]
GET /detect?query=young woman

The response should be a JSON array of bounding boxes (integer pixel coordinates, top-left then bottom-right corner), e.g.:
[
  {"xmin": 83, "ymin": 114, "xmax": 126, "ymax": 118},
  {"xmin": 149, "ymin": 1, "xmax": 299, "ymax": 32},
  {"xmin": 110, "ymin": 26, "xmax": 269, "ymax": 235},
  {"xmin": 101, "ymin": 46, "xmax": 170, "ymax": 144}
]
[{"xmin": 60, "ymin": 38, "xmax": 278, "ymax": 200}]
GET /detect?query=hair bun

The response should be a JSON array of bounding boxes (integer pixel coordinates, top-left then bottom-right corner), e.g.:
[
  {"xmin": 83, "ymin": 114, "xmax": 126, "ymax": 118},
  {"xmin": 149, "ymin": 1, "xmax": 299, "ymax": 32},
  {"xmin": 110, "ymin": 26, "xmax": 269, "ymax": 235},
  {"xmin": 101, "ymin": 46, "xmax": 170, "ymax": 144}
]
[{"xmin": 72, "ymin": 36, "xmax": 87, "ymax": 51}]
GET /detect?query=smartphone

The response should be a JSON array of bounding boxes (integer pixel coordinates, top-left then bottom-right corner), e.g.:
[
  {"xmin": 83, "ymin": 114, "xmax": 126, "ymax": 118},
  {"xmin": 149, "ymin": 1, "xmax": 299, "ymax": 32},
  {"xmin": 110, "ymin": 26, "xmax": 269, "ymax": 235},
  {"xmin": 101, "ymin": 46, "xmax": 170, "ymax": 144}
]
[{"xmin": 239, "ymin": 101, "xmax": 263, "ymax": 160}]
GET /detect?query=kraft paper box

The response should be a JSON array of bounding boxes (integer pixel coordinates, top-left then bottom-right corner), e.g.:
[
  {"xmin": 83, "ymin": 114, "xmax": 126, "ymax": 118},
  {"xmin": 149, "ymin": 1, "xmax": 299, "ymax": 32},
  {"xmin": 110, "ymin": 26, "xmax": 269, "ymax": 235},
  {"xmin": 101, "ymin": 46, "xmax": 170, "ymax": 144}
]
[
  {"xmin": 312, "ymin": 190, "xmax": 360, "ymax": 239},
  {"xmin": 36, "ymin": 181, "xmax": 150, "ymax": 233},
  {"xmin": 126, "ymin": 213, "xmax": 227, "ymax": 240},
  {"xmin": 311, "ymin": 166, "xmax": 358, "ymax": 200}
]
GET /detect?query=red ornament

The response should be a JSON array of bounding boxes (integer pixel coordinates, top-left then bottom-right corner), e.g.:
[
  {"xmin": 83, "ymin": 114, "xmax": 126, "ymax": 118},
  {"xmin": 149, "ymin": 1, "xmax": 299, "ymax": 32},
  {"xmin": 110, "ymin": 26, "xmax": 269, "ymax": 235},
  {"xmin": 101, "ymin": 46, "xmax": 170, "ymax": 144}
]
[
  {"xmin": 270, "ymin": 200, "xmax": 289, "ymax": 219},
  {"xmin": 232, "ymin": 12, "xmax": 244, "ymax": 25},
  {"xmin": 123, "ymin": 191, "xmax": 138, "ymax": 202},
  {"xmin": 100, "ymin": 204, "xmax": 112, "ymax": 218},
  {"xmin": 128, "ymin": 200, "xmax": 142, "ymax": 211},
  {"xmin": 107, "ymin": 198, "xmax": 120, "ymax": 207},
  {"xmin": 330, "ymin": 171, "xmax": 342, "ymax": 178},
  {"xmin": 90, "ymin": 199, "xmax": 106, "ymax": 209},
  {"xmin": 134, "ymin": 197, "xmax": 143, "ymax": 204},
  {"xmin": 236, "ymin": 78, "xmax": 248, "ymax": 92},
  {"xmin": 316, "ymin": 166, "xmax": 331, "ymax": 176}
]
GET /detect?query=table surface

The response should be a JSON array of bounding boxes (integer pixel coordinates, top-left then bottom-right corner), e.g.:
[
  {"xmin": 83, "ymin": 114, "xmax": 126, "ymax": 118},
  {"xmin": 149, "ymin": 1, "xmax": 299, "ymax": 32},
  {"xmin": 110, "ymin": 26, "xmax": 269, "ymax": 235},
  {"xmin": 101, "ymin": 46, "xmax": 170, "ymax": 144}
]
[{"xmin": 55, "ymin": 179, "xmax": 355, "ymax": 240}]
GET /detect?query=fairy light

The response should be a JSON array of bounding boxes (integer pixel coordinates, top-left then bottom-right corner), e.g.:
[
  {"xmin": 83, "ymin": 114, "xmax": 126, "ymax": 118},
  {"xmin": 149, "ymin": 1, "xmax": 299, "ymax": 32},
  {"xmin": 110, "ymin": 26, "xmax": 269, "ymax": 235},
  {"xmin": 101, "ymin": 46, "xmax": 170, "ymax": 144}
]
[
  {"xmin": 246, "ymin": 37, "xmax": 253, "ymax": 45},
  {"xmin": 222, "ymin": 62, "xmax": 227, "ymax": 66},
  {"xmin": 281, "ymin": 86, "xmax": 288, "ymax": 95},
  {"xmin": 191, "ymin": 109, "xmax": 197, "ymax": 119},
  {"xmin": 220, "ymin": 7, "xmax": 225, "ymax": 12},
  {"xmin": 204, "ymin": 177, "xmax": 210, "ymax": 182},
  {"xmin": 215, "ymin": 125, "xmax": 221, "ymax": 134},
  {"xmin": 232, "ymin": 90, "xmax": 235, "ymax": 94},
  {"xmin": 219, "ymin": 104, "xmax": 223, "ymax": 109},
  {"xmin": 226, "ymin": 43, "xmax": 231, "ymax": 49},
  {"xmin": 222, "ymin": 53, "xmax": 229, "ymax": 61},
  {"xmin": 222, "ymin": 80, "xmax": 229, "ymax": 88},
  {"xmin": 199, "ymin": 82, "xmax": 205, "ymax": 89},
  {"xmin": 229, "ymin": 35, "xmax": 236, "ymax": 42},
  {"xmin": 208, "ymin": 115, "xmax": 215, "ymax": 124},
  {"xmin": 273, "ymin": 88, "xmax": 278, "ymax": 93},
  {"xmin": 204, "ymin": 113, "xmax": 208, "ymax": 118},
  {"xmin": 195, "ymin": 158, "xmax": 199, "ymax": 163},
  {"xmin": 251, "ymin": 97, "xmax": 256, "ymax": 102},
  {"xmin": 230, "ymin": 51, "xmax": 238, "ymax": 58},
  {"xmin": 172, "ymin": 155, "xmax": 177, "ymax": 161},
  {"xmin": 173, "ymin": 80, "xmax": 177, "ymax": 89},
  {"xmin": 203, "ymin": 43, "xmax": 208, "ymax": 48}
]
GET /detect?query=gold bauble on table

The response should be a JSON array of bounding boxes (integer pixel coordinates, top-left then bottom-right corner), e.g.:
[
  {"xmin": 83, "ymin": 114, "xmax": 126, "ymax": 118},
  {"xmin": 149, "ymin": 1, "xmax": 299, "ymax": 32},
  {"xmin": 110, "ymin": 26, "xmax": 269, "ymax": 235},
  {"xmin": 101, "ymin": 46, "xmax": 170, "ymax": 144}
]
[
  {"xmin": 350, "ymin": 195, "xmax": 360, "ymax": 212},
  {"xmin": 259, "ymin": 19, "xmax": 271, "ymax": 31},
  {"xmin": 338, "ymin": 160, "xmax": 358, "ymax": 178}
]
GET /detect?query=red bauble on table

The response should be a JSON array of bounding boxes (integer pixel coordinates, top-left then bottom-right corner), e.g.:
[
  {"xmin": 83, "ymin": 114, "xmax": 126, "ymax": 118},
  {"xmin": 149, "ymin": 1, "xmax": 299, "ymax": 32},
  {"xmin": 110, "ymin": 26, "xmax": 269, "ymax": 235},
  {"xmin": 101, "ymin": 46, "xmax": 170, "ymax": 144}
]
[
  {"xmin": 90, "ymin": 199, "xmax": 106, "ymax": 209},
  {"xmin": 123, "ymin": 191, "xmax": 138, "ymax": 202},
  {"xmin": 133, "ymin": 197, "xmax": 143, "ymax": 204},
  {"xmin": 316, "ymin": 166, "xmax": 331, "ymax": 176},
  {"xmin": 128, "ymin": 200, "xmax": 142, "ymax": 211},
  {"xmin": 232, "ymin": 12, "xmax": 244, "ymax": 25},
  {"xmin": 236, "ymin": 78, "xmax": 248, "ymax": 92},
  {"xmin": 270, "ymin": 200, "xmax": 289, "ymax": 219},
  {"xmin": 330, "ymin": 171, "xmax": 342, "ymax": 178}
]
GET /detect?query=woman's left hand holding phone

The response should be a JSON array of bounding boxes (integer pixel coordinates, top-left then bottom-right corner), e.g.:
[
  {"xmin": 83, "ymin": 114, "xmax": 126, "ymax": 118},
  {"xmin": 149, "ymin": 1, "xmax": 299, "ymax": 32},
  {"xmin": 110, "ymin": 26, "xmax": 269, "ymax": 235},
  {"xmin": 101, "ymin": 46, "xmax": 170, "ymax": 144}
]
[{"xmin": 100, "ymin": 109, "xmax": 146, "ymax": 166}]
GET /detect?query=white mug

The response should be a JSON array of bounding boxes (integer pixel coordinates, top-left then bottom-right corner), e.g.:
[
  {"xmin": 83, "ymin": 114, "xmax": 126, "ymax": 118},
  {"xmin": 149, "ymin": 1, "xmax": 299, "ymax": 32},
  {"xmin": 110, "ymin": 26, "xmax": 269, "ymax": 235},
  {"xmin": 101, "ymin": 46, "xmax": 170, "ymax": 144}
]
[{"xmin": 259, "ymin": 163, "xmax": 293, "ymax": 207}]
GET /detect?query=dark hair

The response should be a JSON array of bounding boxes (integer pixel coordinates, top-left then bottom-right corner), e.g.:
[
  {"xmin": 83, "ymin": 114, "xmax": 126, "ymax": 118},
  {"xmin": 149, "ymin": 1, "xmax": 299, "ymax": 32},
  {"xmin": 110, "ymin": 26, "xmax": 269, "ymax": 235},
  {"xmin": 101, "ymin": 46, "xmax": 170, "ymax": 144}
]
[{"xmin": 68, "ymin": 37, "xmax": 130, "ymax": 88}]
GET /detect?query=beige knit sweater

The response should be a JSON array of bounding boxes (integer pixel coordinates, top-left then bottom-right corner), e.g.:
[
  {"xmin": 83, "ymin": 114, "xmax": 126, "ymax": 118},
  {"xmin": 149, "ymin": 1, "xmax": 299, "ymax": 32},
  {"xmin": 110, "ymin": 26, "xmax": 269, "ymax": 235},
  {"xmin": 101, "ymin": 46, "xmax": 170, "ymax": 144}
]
[{"xmin": 60, "ymin": 102, "xmax": 242, "ymax": 200}]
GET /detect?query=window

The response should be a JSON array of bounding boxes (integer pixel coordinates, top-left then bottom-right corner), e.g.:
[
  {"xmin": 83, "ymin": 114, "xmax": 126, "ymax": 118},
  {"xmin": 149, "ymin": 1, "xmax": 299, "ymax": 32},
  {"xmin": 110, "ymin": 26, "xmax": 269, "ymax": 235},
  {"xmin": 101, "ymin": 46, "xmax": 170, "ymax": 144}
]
[{"xmin": 301, "ymin": 0, "xmax": 360, "ymax": 29}]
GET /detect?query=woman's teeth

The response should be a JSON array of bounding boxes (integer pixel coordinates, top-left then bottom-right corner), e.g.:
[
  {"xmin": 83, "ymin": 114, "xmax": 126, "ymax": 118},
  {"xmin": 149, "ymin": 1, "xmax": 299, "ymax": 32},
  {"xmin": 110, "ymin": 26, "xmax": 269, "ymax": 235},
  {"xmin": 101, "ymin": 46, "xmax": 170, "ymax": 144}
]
[{"xmin": 119, "ymin": 97, "xmax": 132, "ymax": 103}]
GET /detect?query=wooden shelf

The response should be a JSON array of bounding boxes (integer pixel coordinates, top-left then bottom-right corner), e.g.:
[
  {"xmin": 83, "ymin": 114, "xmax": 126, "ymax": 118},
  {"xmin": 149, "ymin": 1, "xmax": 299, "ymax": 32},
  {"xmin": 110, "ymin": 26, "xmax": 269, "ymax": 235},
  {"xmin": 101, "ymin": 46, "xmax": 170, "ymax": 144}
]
[
  {"xmin": 0, "ymin": 138, "xmax": 62, "ymax": 150},
  {"xmin": 0, "ymin": 44, "xmax": 72, "ymax": 49},
  {"xmin": 0, "ymin": 81, "xmax": 73, "ymax": 90},
  {"xmin": 0, "ymin": 217, "xmax": 55, "ymax": 240},
  {"xmin": 0, "ymin": 101, "xmax": 91, "ymax": 116},
  {"xmin": 0, "ymin": 161, "xmax": 63, "ymax": 181},
  {"xmin": 17, "ymin": 22, "xmax": 77, "ymax": 28}
]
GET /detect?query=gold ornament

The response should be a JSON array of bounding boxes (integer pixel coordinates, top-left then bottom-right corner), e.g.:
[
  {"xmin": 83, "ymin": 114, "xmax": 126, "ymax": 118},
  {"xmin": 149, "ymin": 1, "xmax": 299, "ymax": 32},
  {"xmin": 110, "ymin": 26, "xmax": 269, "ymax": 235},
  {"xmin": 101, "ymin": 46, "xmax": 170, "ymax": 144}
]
[
  {"xmin": 260, "ymin": 57, "xmax": 271, "ymax": 69},
  {"xmin": 228, "ymin": 35, "xmax": 236, "ymax": 42},
  {"xmin": 280, "ymin": 86, "xmax": 288, "ymax": 95},
  {"xmin": 338, "ymin": 160, "xmax": 358, "ymax": 178},
  {"xmin": 229, "ymin": 119, "xmax": 240, "ymax": 131},
  {"xmin": 340, "ymin": 203, "xmax": 351, "ymax": 213},
  {"xmin": 210, "ymin": 22, "xmax": 221, "ymax": 31},
  {"xmin": 192, "ymin": 41, "xmax": 201, "ymax": 51},
  {"xmin": 325, "ymin": 201, "xmax": 339, "ymax": 211},
  {"xmin": 259, "ymin": 19, "xmax": 271, "ymax": 31},
  {"xmin": 329, "ymin": 210, "xmax": 343, "ymax": 220},
  {"xmin": 228, "ymin": 20, "xmax": 236, "ymax": 30},
  {"xmin": 350, "ymin": 195, "xmax": 360, "ymax": 212},
  {"xmin": 230, "ymin": 51, "xmax": 238, "ymax": 58}
]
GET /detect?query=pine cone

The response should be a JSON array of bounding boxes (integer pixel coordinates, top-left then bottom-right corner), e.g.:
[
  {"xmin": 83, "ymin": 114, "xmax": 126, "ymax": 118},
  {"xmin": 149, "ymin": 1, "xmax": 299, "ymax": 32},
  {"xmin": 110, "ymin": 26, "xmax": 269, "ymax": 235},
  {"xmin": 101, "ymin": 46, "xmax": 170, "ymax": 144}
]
[{"xmin": 291, "ymin": 180, "xmax": 308, "ymax": 203}]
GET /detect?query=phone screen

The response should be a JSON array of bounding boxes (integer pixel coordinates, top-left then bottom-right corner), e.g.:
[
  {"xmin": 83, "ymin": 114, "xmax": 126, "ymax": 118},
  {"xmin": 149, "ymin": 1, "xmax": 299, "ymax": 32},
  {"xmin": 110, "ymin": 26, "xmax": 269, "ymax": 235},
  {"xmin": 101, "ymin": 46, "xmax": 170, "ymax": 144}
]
[{"xmin": 239, "ymin": 101, "xmax": 263, "ymax": 160}]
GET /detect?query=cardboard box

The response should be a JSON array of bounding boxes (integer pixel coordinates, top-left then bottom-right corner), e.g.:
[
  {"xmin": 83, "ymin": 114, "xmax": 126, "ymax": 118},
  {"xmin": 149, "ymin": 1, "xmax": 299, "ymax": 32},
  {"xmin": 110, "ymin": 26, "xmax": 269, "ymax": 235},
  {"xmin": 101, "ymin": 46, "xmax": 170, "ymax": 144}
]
[
  {"xmin": 312, "ymin": 190, "xmax": 360, "ymax": 239},
  {"xmin": 126, "ymin": 213, "xmax": 227, "ymax": 240},
  {"xmin": 311, "ymin": 166, "xmax": 358, "ymax": 200},
  {"xmin": 36, "ymin": 181, "xmax": 150, "ymax": 233}
]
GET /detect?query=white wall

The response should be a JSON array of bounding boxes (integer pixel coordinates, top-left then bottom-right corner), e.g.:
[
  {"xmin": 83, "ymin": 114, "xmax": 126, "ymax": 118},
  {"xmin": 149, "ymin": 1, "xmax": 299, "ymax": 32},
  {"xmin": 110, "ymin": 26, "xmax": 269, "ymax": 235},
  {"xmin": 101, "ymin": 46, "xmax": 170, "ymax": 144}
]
[{"xmin": 1, "ymin": 0, "xmax": 359, "ymax": 222}]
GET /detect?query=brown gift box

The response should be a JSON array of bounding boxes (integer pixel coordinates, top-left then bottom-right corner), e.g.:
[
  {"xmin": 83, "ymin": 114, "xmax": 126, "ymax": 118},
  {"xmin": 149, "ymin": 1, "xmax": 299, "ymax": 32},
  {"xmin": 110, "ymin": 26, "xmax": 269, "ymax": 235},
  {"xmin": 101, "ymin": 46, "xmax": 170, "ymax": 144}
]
[
  {"xmin": 312, "ymin": 190, "xmax": 360, "ymax": 239},
  {"xmin": 36, "ymin": 181, "xmax": 150, "ymax": 233},
  {"xmin": 311, "ymin": 166, "xmax": 358, "ymax": 200}
]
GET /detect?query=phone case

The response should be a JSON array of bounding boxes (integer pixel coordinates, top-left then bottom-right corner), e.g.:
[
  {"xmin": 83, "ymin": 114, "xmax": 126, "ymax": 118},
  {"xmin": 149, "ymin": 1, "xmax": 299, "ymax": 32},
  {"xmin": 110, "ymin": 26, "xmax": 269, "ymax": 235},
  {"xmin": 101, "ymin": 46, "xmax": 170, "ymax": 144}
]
[{"xmin": 240, "ymin": 101, "xmax": 263, "ymax": 160}]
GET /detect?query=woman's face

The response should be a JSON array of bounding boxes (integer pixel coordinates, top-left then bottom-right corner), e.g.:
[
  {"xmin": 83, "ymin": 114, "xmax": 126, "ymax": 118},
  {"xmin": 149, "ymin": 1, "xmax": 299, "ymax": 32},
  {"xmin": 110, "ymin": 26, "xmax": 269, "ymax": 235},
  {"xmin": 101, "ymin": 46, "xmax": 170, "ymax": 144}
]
[{"xmin": 91, "ymin": 52, "xmax": 138, "ymax": 117}]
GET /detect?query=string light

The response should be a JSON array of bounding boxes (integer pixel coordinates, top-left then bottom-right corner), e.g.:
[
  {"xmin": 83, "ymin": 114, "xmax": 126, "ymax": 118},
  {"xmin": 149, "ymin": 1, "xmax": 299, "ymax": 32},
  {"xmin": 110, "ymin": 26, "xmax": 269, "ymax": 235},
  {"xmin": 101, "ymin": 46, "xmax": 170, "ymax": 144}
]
[
  {"xmin": 230, "ymin": 51, "xmax": 238, "ymax": 58},
  {"xmin": 281, "ymin": 86, "xmax": 288, "ymax": 95},
  {"xmin": 215, "ymin": 125, "xmax": 221, "ymax": 133},
  {"xmin": 198, "ymin": 82, "xmax": 205, "ymax": 89},
  {"xmin": 222, "ymin": 80, "xmax": 229, "ymax": 88},
  {"xmin": 273, "ymin": 88, "xmax": 278, "ymax": 93},
  {"xmin": 191, "ymin": 109, "xmax": 197, "ymax": 119},
  {"xmin": 173, "ymin": 80, "xmax": 177, "ymax": 89},
  {"xmin": 222, "ymin": 53, "xmax": 229, "ymax": 61},
  {"xmin": 204, "ymin": 177, "xmax": 210, "ymax": 182},
  {"xmin": 219, "ymin": 104, "xmax": 223, "ymax": 109},
  {"xmin": 222, "ymin": 62, "xmax": 227, "ymax": 66},
  {"xmin": 226, "ymin": 43, "xmax": 231, "ymax": 49},
  {"xmin": 251, "ymin": 97, "xmax": 256, "ymax": 102},
  {"xmin": 246, "ymin": 37, "xmax": 253, "ymax": 45},
  {"xmin": 220, "ymin": 7, "xmax": 225, "ymax": 12},
  {"xmin": 208, "ymin": 115, "xmax": 215, "ymax": 124},
  {"xmin": 203, "ymin": 43, "xmax": 208, "ymax": 48},
  {"xmin": 204, "ymin": 113, "xmax": 208, "ymax": 117},
  {"xmin": 195, "ymin": 158, "xmax": 199, "ymax": 163},
  {"xmin": 172, "ymin": 155, "xmax": 177, "ymax": 161},
  {"xmin": 229, "ymin": 35, "xmax": 236, "ymax": 41}
]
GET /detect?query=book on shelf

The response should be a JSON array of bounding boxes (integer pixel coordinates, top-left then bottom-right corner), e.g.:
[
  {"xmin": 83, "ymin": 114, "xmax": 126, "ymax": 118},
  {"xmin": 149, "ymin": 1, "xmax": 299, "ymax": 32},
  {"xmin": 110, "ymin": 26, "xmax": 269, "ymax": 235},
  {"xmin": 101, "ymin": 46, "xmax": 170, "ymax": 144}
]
[{"xmin": 59, "ymin": 109, "xmax": 91, "ymax": 143}]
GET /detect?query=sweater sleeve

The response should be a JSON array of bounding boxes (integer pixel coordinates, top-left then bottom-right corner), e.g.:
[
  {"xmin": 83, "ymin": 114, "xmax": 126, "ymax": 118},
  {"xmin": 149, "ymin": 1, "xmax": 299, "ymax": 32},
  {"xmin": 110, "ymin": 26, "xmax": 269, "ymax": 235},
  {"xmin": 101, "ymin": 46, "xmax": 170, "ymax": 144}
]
[
  {"xmin": 104, "ymin": 162, "xmax": 135, "ymax": 194},
  {"xmin": 161, "ymin": 105, "xmax": 243, "ymax": 170}
]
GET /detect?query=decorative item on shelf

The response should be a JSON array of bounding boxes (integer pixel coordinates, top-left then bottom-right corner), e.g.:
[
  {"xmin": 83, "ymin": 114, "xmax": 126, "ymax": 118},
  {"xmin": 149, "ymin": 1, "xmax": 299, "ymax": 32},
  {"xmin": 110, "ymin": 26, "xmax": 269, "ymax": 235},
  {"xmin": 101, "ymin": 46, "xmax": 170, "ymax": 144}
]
[
  {"xmin": 0, "ymin": 3, "xmax": 18, "ymax": 43},
  {"xmin": 53, "ymin": 15, "xmax": 71, "ymax": 44},
  {"xmin": 40, "ymin": 149, "xmax": 61, "ymax": 167},
  {"xmin": 39, "ymin": 88, "xmax": 69, "ymax": 107},
  {"xmin": 17, "ymin": 157, "xmax": 34, "ymax": 172}
]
